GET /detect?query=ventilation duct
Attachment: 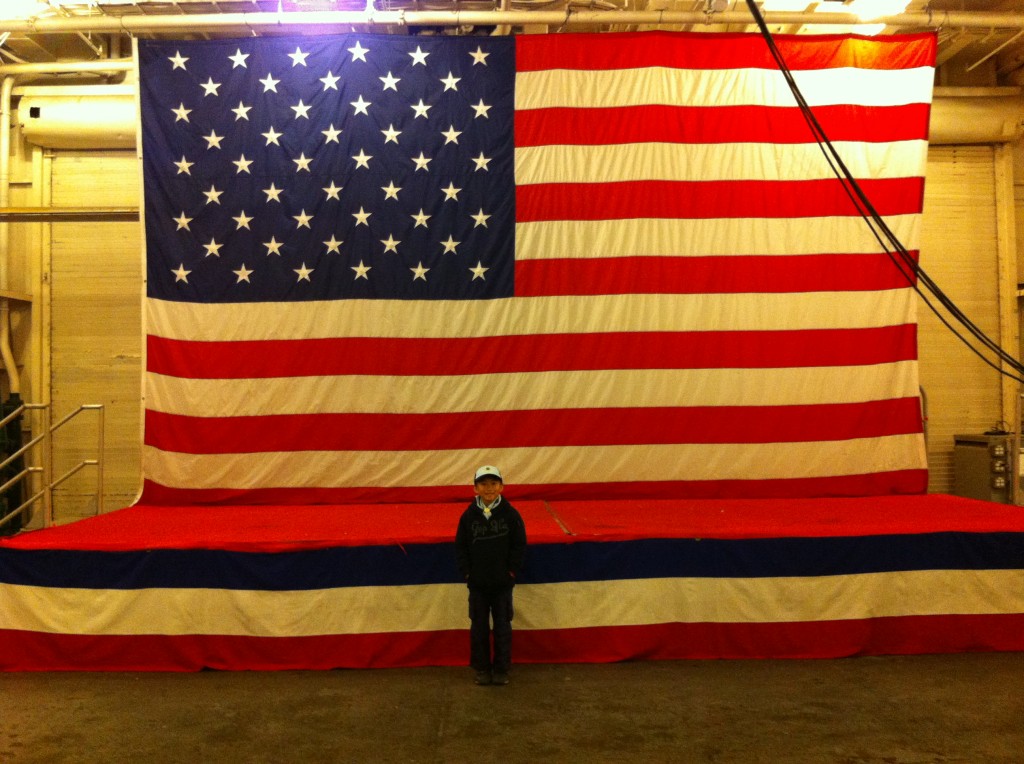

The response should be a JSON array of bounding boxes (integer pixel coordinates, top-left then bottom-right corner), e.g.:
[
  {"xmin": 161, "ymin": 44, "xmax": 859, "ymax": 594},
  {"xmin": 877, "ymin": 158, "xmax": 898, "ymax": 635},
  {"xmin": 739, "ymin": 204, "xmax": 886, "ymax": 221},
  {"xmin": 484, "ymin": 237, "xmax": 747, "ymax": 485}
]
[{"xmin": 16, "ymin": 85, "xmax": 135, "ymax": 149}]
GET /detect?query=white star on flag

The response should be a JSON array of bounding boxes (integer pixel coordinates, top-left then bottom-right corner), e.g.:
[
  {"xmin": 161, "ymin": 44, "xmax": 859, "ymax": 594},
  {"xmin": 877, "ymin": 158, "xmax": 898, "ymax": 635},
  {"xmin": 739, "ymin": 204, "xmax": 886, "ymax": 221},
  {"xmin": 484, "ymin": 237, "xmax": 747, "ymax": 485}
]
[
  {"xmin": 203, "ymin": 238, "xmax": 223, "ymax": 257},
  {"xmin": 351, "ymin": 96, "xmax": 372, "ymax": 115},
  {"xmin": 472, "ymin": 153, "xmax": 492, "ymax": 171},
  {"xmin": 348, "ymin": 41, "xmax": 369, "ymax": 62},
  {"xmin": 412, "ymin": 152, "xmax": 432, "ymax": 171},
  {"xmin": 264, "ymin": 237, "xmax": 284, "ymax": 256}
]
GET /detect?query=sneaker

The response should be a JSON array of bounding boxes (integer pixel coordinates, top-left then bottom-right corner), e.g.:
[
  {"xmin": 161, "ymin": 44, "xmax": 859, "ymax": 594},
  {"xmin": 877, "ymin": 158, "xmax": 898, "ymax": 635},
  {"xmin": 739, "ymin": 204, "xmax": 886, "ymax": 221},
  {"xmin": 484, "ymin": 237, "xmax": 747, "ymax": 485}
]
[
  {"xmin": 491, "ymin": 672, "xmax": 509, "ymax": 686},
  {"xmin": 474, "ymin": 670, "xmax": 492, "ymax": 685}
]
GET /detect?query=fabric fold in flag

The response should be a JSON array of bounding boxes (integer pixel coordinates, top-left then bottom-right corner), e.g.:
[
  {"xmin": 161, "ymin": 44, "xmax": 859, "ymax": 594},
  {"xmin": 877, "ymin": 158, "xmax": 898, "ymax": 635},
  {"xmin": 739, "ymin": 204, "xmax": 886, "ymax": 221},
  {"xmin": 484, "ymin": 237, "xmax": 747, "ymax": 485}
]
[{"xmin": 138, "ymin": 30, "xmax": 935, "ymax": 504}]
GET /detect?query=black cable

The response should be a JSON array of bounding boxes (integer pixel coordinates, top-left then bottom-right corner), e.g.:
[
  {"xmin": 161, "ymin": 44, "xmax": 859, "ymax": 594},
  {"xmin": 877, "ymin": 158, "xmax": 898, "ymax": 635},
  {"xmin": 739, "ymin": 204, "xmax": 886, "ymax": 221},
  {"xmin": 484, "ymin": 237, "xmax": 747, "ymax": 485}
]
[{"xmin": 744, "ymin": 0, "xmax": 1024, "ymax": 383}]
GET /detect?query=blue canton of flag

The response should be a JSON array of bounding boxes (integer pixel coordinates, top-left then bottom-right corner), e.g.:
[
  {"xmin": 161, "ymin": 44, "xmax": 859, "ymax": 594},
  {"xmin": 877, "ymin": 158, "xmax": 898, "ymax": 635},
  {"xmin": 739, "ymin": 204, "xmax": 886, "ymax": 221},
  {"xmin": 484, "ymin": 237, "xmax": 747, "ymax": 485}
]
[{"xmin": 139, "ymin": 35, "xmax": 515, "ymax": 302}]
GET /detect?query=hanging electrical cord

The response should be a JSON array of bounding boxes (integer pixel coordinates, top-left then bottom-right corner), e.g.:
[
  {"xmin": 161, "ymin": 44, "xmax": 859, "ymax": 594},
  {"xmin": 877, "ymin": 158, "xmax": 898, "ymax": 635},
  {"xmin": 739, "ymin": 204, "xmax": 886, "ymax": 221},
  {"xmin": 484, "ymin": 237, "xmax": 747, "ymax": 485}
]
[{"xmin": 744, "ymin": 0, "xmax": 1024, "ymax": 384}]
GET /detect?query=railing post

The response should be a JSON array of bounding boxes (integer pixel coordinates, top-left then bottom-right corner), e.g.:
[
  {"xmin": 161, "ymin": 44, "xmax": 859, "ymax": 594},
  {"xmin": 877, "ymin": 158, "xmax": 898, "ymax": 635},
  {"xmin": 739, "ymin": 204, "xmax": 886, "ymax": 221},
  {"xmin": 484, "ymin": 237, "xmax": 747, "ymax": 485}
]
[
  {"xmin": 92, "ymin": 404, "xmax": 105, "ymax": 516},
  {"xmin": 42, "ymin": 401, "xmax": 53, "ymax": 527}
]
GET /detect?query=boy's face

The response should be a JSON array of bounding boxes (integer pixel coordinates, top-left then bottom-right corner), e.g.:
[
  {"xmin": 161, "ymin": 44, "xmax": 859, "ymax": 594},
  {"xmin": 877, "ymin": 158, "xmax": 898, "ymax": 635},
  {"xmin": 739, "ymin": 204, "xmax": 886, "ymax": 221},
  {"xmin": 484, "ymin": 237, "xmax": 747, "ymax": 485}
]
[{"xmin": 474, "ymin": 478, "xmax": 504, "ymax": 505}]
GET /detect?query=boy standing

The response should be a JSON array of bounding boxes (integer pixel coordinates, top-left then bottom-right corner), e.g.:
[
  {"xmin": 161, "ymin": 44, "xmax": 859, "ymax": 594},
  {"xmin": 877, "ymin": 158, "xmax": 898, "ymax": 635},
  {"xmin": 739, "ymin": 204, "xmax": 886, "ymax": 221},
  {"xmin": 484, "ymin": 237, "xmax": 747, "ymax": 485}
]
[{"xmin": 455, "ymin": 465, "xmax": 527, "ymax": 686}]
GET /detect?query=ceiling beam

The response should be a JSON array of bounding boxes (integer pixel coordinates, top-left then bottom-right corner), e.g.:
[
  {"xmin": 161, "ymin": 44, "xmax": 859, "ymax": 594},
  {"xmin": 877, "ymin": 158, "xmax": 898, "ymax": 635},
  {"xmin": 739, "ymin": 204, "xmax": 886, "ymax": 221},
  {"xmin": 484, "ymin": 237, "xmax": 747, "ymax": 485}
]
[{"xmin": 0, "ymin": 9, "xmax": 1022, "ymax": 35}]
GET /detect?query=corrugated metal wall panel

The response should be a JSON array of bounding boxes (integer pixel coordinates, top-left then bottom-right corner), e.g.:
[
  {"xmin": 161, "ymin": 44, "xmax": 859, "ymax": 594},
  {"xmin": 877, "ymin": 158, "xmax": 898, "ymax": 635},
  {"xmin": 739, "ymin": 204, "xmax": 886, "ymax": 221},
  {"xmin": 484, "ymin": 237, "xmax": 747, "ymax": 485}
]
[
  {"xmin": 918, "ymin": 145, "xmax": 1002, "ymax": 494},
  {"xmin": 48, "ymin": 151, "xmax": 141, "ymax": 521}
]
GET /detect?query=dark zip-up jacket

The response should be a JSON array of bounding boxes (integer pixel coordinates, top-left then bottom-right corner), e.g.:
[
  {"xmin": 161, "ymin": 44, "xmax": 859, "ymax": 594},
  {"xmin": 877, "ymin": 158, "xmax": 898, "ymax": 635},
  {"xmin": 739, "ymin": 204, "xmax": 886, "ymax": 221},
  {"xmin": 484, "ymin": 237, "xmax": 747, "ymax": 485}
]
[{"xmin": 455, "ymin": 497, "xmax": 527, "ymax": 590}]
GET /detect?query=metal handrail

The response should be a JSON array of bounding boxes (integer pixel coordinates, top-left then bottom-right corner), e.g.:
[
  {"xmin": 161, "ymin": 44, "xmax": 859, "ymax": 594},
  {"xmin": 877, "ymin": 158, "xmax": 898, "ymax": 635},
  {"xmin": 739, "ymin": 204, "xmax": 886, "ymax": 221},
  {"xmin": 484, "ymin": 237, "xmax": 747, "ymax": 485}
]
[{"xmin": 0, "ymin": 402, "xmax": 105, "ymax": 531}]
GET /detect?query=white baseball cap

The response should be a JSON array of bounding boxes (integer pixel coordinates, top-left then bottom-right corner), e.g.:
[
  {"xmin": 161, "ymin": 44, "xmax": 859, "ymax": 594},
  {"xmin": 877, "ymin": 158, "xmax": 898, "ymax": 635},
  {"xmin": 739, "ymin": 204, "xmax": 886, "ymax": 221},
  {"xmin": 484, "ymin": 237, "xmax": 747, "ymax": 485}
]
[{"xmin": 473, "ymin": 465, "xmax": 503, "ymax": 483}]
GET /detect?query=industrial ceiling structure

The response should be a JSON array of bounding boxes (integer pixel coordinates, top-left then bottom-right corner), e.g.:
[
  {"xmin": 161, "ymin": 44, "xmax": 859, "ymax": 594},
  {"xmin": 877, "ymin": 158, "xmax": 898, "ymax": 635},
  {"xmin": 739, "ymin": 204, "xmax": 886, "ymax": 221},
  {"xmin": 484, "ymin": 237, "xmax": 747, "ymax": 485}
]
[{"xmin": 0, "ymin": 1, "xmax": 1022, "ymax": 87}]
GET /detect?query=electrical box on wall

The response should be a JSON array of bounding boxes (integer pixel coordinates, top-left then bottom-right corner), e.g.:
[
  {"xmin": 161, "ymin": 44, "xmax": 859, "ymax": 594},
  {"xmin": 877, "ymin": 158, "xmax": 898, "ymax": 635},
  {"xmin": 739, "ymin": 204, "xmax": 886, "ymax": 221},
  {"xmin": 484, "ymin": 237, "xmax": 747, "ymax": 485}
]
[{"xmin": 952, "ymin": 433, "xmax": 1015, "ymax": 504}]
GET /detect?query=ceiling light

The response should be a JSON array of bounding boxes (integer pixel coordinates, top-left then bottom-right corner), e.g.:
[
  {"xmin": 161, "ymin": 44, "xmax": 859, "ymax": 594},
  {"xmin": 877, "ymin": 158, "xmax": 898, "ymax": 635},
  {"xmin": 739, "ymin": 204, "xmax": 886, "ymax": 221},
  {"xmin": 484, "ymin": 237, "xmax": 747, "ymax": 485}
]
[
  {"xmin": 760, "ymin": 1, "xmax": 814, "ymax": 10},
  {"xmin": 847, "ymin": 0, "xmax": 911, "ymax": 21},
  {"xmin": 0, "ymin": 0, "xmax": 46, "ymax": 21}
]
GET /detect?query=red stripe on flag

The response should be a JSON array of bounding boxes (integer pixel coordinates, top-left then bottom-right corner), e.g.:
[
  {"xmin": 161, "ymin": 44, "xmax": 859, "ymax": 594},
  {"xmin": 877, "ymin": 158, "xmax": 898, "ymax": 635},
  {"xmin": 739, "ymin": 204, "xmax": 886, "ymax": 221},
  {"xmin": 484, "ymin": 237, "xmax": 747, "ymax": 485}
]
[
  {"xmin": 144, "ymin": 398, "xmax": 923, "ymax": 454},
  {"xmin": 515, "ymin": 178, "xmax": 925, "ymax": 222},
  {"xmin": 8, "ymin": 611, "xmax": 1022, "ymax": 671},
  {"xmin": 515, "ymin": 254, "xmax": 919, "ymax": 296},
  {"xmin": 515, "ymin": 31, "xmax": 937, "ymax": 72},
  {"xmin": 515, "ymin": 104, "xmax": 932, "ymax": 146},
  {"xmin": 146, "ymin": 326, "xmax": 918, "ymax": 380},
  {"xmin": 138, "ymin": 470, "xmax": 929, "ymax": 505}
]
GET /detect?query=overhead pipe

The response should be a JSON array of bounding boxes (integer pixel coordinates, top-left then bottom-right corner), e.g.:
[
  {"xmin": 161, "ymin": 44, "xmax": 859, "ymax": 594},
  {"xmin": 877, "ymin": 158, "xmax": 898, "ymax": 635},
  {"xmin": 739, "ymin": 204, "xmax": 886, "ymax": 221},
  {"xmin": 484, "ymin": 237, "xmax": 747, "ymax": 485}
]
[
  {"xmin": 0, "ymin": 9, "xmax": 1023, "ymax": 34},
  {"xmin": 0, "ymin": 76, "xmax": 19, "ymax": 397},
  {"xmin": 0, "ymin": 59, "xmax": 132, "ymax": 76}
]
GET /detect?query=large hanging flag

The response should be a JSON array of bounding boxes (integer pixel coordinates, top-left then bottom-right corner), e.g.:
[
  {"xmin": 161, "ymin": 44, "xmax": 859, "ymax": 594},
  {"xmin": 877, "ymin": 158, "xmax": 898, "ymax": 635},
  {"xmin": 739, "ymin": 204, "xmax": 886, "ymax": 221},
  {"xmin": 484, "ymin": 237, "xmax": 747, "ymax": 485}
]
[{"xmin": 138, "ymin": 31, "xmax": 935, "ymax": 505}]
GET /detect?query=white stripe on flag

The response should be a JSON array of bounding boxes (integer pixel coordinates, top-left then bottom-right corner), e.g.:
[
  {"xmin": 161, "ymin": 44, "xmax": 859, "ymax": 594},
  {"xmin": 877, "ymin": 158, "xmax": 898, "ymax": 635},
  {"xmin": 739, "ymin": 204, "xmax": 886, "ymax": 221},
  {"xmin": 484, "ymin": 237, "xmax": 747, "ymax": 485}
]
[
  {"xmin": 3, "ymin": 569, "xmax": 1020, "ymax": 637},
  {"xmin": 146, "ymin": 290, "xmax": 917, "ymax": 343},
  {"xmin": 146, "ymin": 362, "xmax": 922, "ymax": 418},
  {"xmin": 515, "ymin": 140, "xmax": 929, "ymax": 185},
  {"xmin": 141, "ymin": 434, "xmax": 927, "ymax": 491},
  {"xmin": 515, "ymin": 214, "xmax": 922, "ymax": 260},
  {"xmin": 515, "ymin": 66, "xmax": 935, "ymax": 110}
]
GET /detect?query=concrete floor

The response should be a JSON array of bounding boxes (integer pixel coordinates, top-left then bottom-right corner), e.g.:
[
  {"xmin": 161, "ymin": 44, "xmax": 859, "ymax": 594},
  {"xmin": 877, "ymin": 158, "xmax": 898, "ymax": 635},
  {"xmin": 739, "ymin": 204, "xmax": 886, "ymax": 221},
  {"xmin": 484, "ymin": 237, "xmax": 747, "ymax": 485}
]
[{"xmin": 2, "ymin": 654, "xmax": 1022, "ymax": 764}]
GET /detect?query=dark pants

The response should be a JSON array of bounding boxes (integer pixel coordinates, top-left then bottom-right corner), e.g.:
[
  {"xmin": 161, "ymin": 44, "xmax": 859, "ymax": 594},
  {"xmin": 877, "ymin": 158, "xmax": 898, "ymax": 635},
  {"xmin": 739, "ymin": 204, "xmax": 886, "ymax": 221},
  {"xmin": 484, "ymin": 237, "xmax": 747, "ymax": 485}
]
[{"xmin": 468, "ymin": 586, "xmax": 514, "ymax": 673}]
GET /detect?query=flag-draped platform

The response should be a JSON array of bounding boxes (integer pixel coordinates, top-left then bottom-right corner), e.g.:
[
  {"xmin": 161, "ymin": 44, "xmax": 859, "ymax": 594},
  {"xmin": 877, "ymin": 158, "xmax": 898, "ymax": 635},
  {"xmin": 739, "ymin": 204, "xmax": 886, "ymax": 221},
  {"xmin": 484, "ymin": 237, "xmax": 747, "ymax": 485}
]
[{"xmin": 2, "ymin": 494, "xmax": 1023, "ymax": 671}]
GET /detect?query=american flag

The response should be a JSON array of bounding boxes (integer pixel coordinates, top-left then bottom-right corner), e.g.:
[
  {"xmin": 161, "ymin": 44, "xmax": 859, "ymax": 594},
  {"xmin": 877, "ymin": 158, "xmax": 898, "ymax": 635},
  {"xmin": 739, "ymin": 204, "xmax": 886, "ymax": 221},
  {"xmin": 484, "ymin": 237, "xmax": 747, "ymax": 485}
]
[{"xmin": 138, "ymin": 31, "xmax": 935, "ymax": 505}]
